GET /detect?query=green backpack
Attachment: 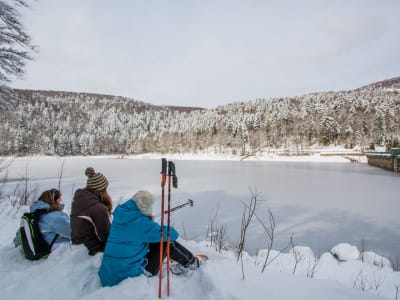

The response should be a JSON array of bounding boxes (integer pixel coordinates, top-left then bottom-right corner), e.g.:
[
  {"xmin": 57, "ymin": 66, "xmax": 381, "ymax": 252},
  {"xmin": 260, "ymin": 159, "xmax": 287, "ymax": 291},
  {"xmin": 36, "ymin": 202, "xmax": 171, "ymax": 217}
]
[{"xmin": 19, "ymin": 209, "xmax": 58, "ymax": 260}]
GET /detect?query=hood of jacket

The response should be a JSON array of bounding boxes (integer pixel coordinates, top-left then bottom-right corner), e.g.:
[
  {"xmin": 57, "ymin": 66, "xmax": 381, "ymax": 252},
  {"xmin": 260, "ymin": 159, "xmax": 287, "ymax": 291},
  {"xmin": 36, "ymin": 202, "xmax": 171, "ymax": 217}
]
[
  {"xmin": 30, "ymin": 200, "xmax": 50, "ymax": 213},
  {"xmin": 112, "ymin": 199, "xmax": 143, "ymax": 225},
  {"xmin": 71, "ymin": 188, "xmax": 102, "ymax": 215}
]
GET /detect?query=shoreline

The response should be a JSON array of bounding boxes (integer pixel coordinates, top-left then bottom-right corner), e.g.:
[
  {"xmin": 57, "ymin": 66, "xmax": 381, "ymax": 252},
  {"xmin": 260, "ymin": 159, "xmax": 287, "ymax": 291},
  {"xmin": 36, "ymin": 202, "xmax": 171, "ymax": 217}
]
[{"xmin": 1, "ymin": 150, "xmax": 368, "ymax": 164}]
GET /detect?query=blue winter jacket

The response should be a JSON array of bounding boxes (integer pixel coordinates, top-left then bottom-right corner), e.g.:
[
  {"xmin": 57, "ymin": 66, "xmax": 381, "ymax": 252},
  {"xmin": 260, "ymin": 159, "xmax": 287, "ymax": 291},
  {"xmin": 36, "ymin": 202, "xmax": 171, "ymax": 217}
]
[
  {"xmin": 98, "ymin": 199, "xmax": 179, "ymax": 287},
  {"xmin": 14, "ymin": 200, "xmax": 71, "ymax": 247}
]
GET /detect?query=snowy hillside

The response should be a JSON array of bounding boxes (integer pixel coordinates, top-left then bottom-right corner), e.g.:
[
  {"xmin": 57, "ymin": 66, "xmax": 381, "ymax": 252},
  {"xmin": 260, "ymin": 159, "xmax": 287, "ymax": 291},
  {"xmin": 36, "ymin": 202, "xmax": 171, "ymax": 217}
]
[
  {"xmin": 0, "ymin": 207, "xmax": 399, "ymax": 300},
  {"xmin": 1, "ymin": 77, "xmax": 400, "ymax": 157}
]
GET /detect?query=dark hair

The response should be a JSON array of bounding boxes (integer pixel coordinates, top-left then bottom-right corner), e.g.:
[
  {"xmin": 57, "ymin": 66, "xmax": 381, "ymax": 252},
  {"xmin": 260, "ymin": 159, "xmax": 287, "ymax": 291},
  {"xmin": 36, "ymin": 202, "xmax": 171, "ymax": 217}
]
[{"xmin": 38, "ymin": 188, "xmax": 62, "ymax": 211}]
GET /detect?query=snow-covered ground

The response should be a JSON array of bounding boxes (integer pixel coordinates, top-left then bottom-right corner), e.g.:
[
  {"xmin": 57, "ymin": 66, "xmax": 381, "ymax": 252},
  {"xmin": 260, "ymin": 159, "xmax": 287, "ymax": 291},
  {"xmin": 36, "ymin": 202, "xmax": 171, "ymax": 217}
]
[
  {"xmin": 2, "ymin": 145, "xmax": 368, "ymax": 163},
  {"xmin": 1, "ymin": 151, "xmax": 398, "ymax": 300},
  {"xmin": 115, "ymin": 146, "xmax": 368, "ymax": 163},
  {"xmin": 0, "ymin": 215, "xmax": 398, "ymax": 300}
]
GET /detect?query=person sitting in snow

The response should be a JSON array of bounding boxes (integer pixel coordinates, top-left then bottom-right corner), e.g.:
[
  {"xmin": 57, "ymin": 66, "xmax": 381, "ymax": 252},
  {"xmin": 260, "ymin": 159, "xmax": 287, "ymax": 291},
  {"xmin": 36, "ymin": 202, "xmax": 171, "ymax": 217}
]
[
  {"xmin": 98, "ymin": 190, "xmax": 201, "ymax": 287},
  {"xmin": 70, "ymin": 167, "xmax": 112, "ymax": 255},
  {"xmin": 14, "ymin": 188, "xmax": 71, "ymax": 250}
]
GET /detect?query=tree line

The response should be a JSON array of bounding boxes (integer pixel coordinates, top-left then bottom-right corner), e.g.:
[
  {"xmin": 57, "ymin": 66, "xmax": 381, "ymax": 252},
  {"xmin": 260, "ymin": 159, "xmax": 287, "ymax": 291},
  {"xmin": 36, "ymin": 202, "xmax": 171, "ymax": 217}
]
[{"xmin": 0, "ymin": 86, "xmax": 399, "ymax": 157}]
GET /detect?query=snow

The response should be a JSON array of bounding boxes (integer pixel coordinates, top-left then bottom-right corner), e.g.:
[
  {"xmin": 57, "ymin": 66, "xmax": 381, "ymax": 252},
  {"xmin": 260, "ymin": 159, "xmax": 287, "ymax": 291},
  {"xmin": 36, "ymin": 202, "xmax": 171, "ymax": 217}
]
[
  {"xmin": 331, "ymin": 243, "xmax": 360, "ymax": 261},
  {"xmin": 0, "ymin": 153, "xmax": 398, "ymax": 300},
  {"xmin": 361, "ymin": 252, "xmax": 392, "ymax": 269},
  {"xmin": 5, "ymin": 145, "xmax": 367, "ymax": 163},
  {"xmin": 0, "ymin": 208, "xmax": 399, "ymax": 300}
]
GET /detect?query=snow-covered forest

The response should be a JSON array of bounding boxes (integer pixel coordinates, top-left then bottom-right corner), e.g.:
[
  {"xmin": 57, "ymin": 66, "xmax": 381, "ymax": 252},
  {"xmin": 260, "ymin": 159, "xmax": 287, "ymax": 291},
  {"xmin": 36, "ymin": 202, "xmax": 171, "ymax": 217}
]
[{"xmin": 1, "ymin": 83, "xmax": 399, "ymax": 156}]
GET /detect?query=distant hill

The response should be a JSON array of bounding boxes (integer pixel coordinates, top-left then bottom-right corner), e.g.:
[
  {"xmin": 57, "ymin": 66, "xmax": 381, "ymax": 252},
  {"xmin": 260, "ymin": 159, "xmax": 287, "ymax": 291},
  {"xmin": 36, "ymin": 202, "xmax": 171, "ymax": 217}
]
[
  {"xmin": 12, "ymin": 89, "xmax": 205, "ymax": 113},
  {"xmin": 357, "ymin": 76, "xmax": 400, "ymax": 90},
  {"xmin": 0, "ymin": 77, "xmax": 399, "ymax": 156}
]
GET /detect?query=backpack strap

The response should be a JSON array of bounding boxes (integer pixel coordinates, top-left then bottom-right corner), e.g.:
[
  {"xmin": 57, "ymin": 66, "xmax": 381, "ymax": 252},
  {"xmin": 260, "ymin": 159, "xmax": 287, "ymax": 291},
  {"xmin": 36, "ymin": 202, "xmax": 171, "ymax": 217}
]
[
  {"xmin": 49, "ymin": 234, "xmax": 59, "ymax": 248},
  {"xmin": 33, "ymin": 208, "xmax": 50, "ymax": 215},
  {"xmin": 33, "ymin": 209, "xmax": 59, "ymax": 248}
]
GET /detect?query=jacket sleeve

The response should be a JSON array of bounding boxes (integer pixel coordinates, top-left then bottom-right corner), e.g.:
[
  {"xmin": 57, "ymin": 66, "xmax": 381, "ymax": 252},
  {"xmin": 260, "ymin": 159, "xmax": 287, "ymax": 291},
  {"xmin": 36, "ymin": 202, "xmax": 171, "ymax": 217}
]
[
  {"xmin": 141, "ymin": 218, "xmax": 179, "ymax": 243},
  {"xmin": 91, "ymin": 205, "xmax": 111, "ymax": 243},
  {"xmin": 50, "ymin": 212, "xmax": 71, "ymax": 239},
  {"xmin": 13, "ymin": 229, "xmax": 20, "ymax": 247}
]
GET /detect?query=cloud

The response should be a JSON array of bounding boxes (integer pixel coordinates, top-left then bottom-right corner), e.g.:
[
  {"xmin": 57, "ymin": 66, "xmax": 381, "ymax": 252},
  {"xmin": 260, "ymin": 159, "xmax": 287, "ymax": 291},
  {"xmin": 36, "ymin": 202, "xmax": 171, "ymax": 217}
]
[
  {"xmin": 11, "ymin": 1, "xmax": 400, "ymax": 108},
  {"xmin": 322, "ymin": 14, "xmax": 388, "ymax": 56}
]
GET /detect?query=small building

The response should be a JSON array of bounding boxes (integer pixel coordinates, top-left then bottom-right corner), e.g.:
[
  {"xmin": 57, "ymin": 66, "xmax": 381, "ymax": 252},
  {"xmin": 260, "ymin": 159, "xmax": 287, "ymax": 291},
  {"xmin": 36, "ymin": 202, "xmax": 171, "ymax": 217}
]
[{"xmin": 366, "ymin": 148, "xmax": 400, "ymax": 172}]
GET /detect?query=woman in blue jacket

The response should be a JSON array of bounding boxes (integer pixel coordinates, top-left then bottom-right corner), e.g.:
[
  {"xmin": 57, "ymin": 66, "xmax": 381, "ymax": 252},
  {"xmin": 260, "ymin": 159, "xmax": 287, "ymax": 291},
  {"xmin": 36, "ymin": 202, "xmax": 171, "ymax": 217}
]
[
  {"xmin": 99, "ymin": 190, "xmax": 200, "ymax": 287},
  {"xmin": 14, "ymin": 189, "xmax": 71, "ymax": 250}
]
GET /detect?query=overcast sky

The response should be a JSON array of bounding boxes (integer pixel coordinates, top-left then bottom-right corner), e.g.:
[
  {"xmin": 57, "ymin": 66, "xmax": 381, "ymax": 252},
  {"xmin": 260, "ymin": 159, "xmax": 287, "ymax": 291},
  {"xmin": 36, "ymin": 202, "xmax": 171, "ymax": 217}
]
[{"xmin": 11, "ymin": 0, "xmax": 400, "ymax": 108}]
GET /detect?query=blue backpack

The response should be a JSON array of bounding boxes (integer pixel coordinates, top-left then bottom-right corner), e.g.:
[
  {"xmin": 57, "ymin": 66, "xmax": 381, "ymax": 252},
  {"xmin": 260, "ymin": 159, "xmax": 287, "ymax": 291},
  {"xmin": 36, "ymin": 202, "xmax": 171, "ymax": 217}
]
[{"xmin": 18, "ymin": 209, "xmax": 58, "ymax": 260}]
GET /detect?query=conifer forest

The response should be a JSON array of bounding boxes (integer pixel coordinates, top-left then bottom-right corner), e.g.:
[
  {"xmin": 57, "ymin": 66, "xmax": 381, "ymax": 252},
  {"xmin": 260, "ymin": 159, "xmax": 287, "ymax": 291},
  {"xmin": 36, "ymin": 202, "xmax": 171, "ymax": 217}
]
[{"xmin": 0, "ymin": 83, "xmax": 399, "ymax": 157}]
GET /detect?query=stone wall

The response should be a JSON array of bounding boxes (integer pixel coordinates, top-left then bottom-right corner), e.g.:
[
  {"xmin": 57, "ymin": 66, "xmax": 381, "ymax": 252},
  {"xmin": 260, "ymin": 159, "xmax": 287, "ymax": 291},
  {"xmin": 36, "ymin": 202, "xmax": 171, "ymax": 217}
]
[{"xmin": 366, "ymin": 153, "xmax": 399, "ymax": 172}]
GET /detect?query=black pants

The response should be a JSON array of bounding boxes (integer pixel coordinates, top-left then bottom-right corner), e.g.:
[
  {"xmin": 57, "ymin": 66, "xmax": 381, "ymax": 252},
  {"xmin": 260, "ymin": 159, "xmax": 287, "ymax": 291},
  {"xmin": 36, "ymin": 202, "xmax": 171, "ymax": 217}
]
[{"xmin": 145, "ymin": 241, "xmax": 194, "ymax": 276}]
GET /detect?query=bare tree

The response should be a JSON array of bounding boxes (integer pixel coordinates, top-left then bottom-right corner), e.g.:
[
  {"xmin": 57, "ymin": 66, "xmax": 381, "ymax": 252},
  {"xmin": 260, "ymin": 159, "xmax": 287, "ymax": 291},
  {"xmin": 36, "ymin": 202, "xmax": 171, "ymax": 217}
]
[
  {"xmin": 289, "ymin": 235, "xmax": 304, "ymax": 275},
  {"xmin": 206, "ymin": 203, "xmax": 219, "ymax": 248},
  {"xmin": 238, "ymin": 191, "xmax": 282, "ymax": 274},
  {"xmin": 214, "ymin": 224, "xmax": 227, "ymax": 253},
  {"xmin": 360, "ymin": 238, "xmax": 367, "ymax": 262},
  {"xmin": 372, "ymin": 269, "xmax": 386, "ymax": 291},
  {"xmin": 207, "ymin": 203, "xmax": 229, "ymax": 253},
  {"xmin": 0, "ymin": 157, "xmax": 12, "ymax": 174},
  {"xmin": 353, "ymin": 269, "xmax": 371, "ymax": 292},
  {"xmin": 0, "ymin": 158, "xmax": 12, "ymax": 204},
  {"xmin": 21, "ymin": 162, "xmax": 30, "ymax": 205},
  {"xmin": 57, "ymin": 159, "xmax": 65, "ymax": 190},
  {"xmin": 390, "ymin": 256, "xmax": 400, "ymax": 272},
  {"xmin": 0, "ymin": 0, "xmax": 35, "ymax": 101},
  {"xmin": 236, "ymin": 187, "xmax": 259, "ymax": 279},
  {"xmin": 4, "ymin": 162, "xmax": 39, "ymax": 217},
  {"xmin": 256, "ymin": 208, "xmax": 276, "ymax": 273},
  {"xmin": 306, "ymin": 256, "xmax": 320, "ymax": 279}
]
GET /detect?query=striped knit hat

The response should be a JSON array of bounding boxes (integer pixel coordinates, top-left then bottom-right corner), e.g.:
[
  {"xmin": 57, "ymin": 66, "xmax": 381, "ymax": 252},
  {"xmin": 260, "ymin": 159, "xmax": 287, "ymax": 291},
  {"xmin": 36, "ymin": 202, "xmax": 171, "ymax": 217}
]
[{"xmin": 85, "ymin": 167, "xmax": 109, "ymax": 192}]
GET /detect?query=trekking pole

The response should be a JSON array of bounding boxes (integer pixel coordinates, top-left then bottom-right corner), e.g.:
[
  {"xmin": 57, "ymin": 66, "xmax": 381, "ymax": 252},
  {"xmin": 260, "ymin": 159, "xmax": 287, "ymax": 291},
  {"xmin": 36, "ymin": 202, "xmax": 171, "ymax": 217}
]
[
  {"xmin": 158, "ymin": 158, "xmax": 167, "ymax": 299},
  {"xmin": 166, "ymin": 161, "xmax": 178, "ymax": 297},
  {"xmin": 163, "ymin": 199, "xmax": 194, "ymax": 214},
  {"xmin": 153, "ymin": 199, "xmax": 194, "ymax": 220}
]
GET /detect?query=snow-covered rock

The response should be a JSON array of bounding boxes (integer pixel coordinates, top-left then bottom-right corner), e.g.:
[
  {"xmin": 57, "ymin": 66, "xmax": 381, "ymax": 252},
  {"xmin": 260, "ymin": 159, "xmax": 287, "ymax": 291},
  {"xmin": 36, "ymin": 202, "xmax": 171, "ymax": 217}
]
[
  {"xmin": 361, "ymin": 251, "xmax": 392, "ymax": 269},
  {"xmin": 330, "ymin": 243, "xmax": 360, "ymax": 261}
]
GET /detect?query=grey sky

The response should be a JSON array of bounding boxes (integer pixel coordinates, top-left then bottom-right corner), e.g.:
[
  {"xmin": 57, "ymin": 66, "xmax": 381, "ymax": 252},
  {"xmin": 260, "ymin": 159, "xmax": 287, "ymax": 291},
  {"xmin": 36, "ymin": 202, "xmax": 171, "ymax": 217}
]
[{"xmin": 11, "ymin": 0, "xmax": 400, "ymax": 108}]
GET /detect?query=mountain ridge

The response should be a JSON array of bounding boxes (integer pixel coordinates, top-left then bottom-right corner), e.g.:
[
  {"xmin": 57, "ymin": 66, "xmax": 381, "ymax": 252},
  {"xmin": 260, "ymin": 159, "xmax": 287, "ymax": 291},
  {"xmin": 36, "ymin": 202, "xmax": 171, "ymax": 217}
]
[
  {"xmin": 10, "ymin": 75, "xmax": 400, "ymax": 110},
  {"xmin": 356, "ymin": 76, "xmax": 400, "ymax": 91}
]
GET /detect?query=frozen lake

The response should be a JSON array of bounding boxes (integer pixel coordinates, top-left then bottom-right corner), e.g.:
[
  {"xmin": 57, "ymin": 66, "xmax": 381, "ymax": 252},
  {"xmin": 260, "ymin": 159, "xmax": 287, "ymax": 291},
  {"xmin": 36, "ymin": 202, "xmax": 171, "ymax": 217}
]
[{"xmin": 2, "ymin": 156, "xmax": 399, "ymax": 261}]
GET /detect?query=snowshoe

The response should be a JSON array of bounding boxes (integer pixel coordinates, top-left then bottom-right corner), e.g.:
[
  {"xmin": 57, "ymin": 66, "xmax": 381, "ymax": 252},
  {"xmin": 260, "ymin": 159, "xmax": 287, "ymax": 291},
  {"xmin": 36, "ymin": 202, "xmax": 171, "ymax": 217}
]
[{"xmin": 170, "ymin": 254, "xmax": 208, "ymax": 275}]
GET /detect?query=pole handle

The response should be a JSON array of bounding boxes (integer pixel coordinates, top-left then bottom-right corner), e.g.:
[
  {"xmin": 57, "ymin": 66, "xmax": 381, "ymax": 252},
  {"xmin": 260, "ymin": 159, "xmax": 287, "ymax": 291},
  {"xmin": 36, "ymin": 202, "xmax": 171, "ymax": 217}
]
[{"xmin": 168, "ymin": 161, "xmax": 178, "ymax": 188}]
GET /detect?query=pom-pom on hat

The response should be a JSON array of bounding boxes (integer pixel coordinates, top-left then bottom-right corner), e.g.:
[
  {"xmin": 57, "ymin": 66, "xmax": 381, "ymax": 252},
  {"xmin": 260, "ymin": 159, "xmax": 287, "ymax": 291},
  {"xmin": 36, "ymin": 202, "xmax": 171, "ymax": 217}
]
[
  {"xmin": 85, "ymin": 167, "xmax": 109, "ymax": 192},
  {"xmin": 132, "ymin": 190, "xmax": 154, "ymax": 216}
]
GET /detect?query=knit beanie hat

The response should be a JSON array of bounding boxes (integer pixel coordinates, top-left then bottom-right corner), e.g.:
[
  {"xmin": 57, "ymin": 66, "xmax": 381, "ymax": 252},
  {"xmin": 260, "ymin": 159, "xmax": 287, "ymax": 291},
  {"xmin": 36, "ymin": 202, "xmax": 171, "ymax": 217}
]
[
  {"xmin": 85, "ymin": 167, "xmax": 109, "ymax": 192},
  {"xmin": 132, "ymin": 190, "xmax": 154, "ymax": 216}
]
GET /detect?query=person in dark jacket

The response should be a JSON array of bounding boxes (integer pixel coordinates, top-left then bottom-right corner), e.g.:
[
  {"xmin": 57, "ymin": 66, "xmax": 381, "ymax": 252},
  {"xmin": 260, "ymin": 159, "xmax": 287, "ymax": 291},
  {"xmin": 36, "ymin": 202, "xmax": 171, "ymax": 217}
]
[
  {"xmin": 70, "ymin": 167, "xmax": 112, "ymax": 255},
  {"xmin": 98, "ymin": 190, "xmax": 200, "ymax": 287}
]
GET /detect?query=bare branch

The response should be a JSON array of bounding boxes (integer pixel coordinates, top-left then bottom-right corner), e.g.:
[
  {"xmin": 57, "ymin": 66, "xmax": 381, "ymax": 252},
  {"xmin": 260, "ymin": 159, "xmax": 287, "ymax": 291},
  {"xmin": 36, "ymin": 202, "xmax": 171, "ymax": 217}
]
[
  {"xmin": 57, "ymin": 159, "xmax": 65, "ymax": 190},
  {"xmin": 289, "ymin": 235, "xmax": 304, "ymax": 275},
  {"xmin": 0, "ymin": 0, "xmax": 35, "ymax": 96},
  {"xmin": 236, "ymin": 186, "xmax": 259, "ymax": 279}
]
